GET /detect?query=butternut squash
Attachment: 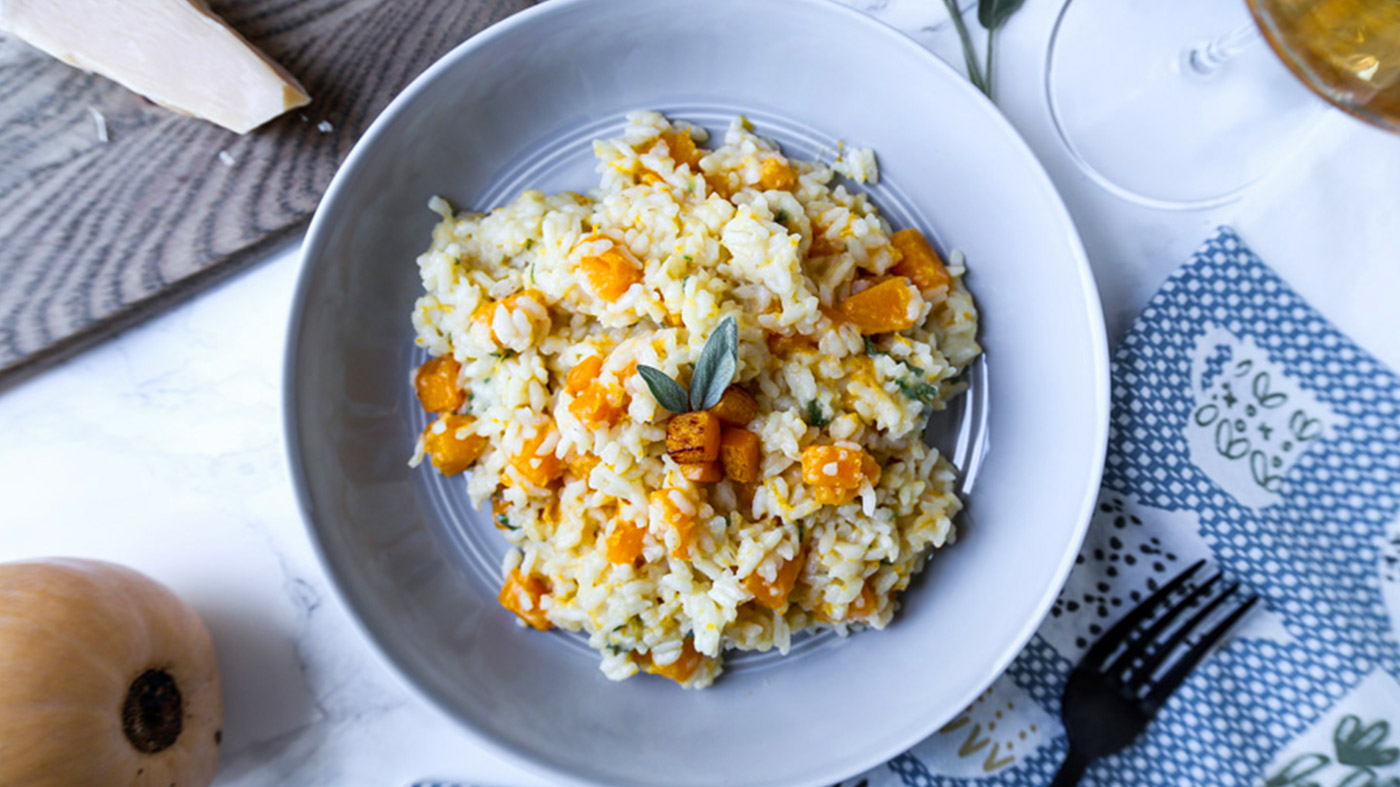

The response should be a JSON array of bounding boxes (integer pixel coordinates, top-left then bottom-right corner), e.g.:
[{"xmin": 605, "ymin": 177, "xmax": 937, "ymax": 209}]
[
  {"xmin": 414, "ymin": 355, "xmax": 464, "ymax": 413},
  {"xmin": 666, "ymin": 411, "xmax": 722, "ymax": 463},
  {"xmin": 889, "ymin": 228, "xmax": 951, "ymax": 294},
  {"xmin": 837, "ymin": 277, "xmax": 917, "ymax": 335},
  {"xmin": 423, "ymin": 414, "xmax": 488, "ymax": 476},
  {"xmin": 0, "ymin": 559, "xmax": 222, "ymax": 787},
  {"xmin": 498, "ymin": 569, "xmax": 552, "ymax": 630}
]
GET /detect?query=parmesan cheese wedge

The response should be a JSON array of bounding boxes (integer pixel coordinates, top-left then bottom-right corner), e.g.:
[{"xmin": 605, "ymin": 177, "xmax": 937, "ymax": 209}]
[{"xmin": 0, "ymin": 0, "xmax": 311, "ymax": 134}]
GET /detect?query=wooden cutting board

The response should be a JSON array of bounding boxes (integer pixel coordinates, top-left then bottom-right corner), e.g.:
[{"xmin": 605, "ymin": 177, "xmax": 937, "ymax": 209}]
[{"xmin": 0, "ymin": 0, "xmax": 532, "ymax": 389}]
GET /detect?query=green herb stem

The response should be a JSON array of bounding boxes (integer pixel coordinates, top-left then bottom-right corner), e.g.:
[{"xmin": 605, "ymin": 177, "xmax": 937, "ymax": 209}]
[
  {"xmin": 984, "ymin": 28, "xmax": 996, "ymax": 101},
  {"xmin": 941, "ymin": 0, "xmax": 987, "ymax": 95}
]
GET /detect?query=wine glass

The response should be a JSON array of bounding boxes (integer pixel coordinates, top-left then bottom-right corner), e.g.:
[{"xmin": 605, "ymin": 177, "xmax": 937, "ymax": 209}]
[{"xmin": 1046, "ymin": 0, "xmax": 1400, "ymax": 210}]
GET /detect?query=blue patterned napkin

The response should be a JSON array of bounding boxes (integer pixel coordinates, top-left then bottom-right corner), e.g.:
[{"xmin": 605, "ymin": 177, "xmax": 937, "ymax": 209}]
[{"xmin": 844, "ymin": 227, "xmax": 1400, "ymax": 787}]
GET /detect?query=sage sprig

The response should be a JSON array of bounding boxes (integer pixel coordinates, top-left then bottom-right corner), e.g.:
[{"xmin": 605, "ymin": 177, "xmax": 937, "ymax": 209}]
[
  {"xmin": 939, "ymin": 0, "xmax": 1026, "ymax": 100},
  {"xmin": 637, "ymin": 366, "xmax": 690, "ymax": 412},
  {"xmin": 978, "ymin": 0, "xmax": 1026, "ymax": 99},
  {"xmin": 637, "ymin": 315, "xmax": 738, "ymax": 413}
]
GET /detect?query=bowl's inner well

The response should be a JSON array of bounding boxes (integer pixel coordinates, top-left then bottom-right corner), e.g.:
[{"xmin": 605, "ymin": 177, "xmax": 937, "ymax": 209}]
[{"xmin": 405, "ymin": 108, "xmax": 991, "ymax": 669}]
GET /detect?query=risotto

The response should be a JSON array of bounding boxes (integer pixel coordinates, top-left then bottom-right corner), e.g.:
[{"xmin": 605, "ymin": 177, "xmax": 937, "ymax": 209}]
[{"xmin": 409, "ymin": 111, "xmax": 981, "ymax": 688}]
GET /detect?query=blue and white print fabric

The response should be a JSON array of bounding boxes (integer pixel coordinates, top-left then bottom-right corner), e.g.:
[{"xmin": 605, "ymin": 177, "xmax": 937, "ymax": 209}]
[{"xmin": 851, "ymin": 226, "xmax": 1400, "ymax": 787}]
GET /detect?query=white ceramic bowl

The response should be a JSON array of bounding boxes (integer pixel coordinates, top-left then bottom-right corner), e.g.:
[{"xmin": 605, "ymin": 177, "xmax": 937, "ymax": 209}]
[{"xmin": 284, "ymin": 0, "xmax": 1110, "ymax": 784}]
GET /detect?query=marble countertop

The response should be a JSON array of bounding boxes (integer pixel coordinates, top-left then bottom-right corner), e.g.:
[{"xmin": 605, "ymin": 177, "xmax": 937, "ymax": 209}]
[{"xmin": 2, "ymin": 1, "xmax": 1397, "ymax": 785}]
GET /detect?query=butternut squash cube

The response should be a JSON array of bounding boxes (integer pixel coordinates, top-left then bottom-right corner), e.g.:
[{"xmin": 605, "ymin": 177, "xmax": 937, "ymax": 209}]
[
  {"xmin": 719, "ymin": 428, "xmax": 761, "ymax": 484},
  {"xmin": 800, "ymin": 445, "xmax": 866, "ymax": 488},
  {"xmin": 476, "ymin": 289, "xmax": 548, "ymax": 346},
  {"xmin": 679, "ymin": 461, "xmax": 723, "ymax": 483},
  {"xmin": 890, "ymin": 228, "xmax": 952, "ymax": 294},
  {"xmin": 414, "ymin": 355, "xmax": 465, "ymax": 413},
  {"xmin": 666, "ymin": 411, "xmax": 721, "ymax": 463},
  {"xmin": 511, "ymin": 419, "xmax": 563, "ymax": 487},
  {"xmin": 566, "ymin": 452, "xmax": 600, "ymax": 483},
  {"xmin": 498, "ymin": 569, "xmax": 552, "ymax": 630},
  {"xmin": 846, "ymin": 583, "xmax": 879, "ymax": 622},
  {"xmin": 758, "ymin": 157, "xmax": 797, "ymax": 191},
  {"xmin": 568, "ymin": 384, "xmax": 627, "ymax": 427},
  {"xmin": 837, "ymin": 277, "xmax": 917, "ymax": 335},
  {"xmin": 744, "ymin": 549, "xmax": 806, "ymax": 610},
  {"xmin": 564, "ymin": 355, "xmax": 603, "ymax": 396},
  {"xmin": 606, "ymin": 517, "xmax": 648, "ymax": 565},
  {"xmin": 633, "ymin": 639, "xmax": 705, "ymax": 685},
  {"xmin": 708, "ymin": 385, "xmax": 757, "ymax": 426},
  {"xmin": 654, "ymin": 129, "xmax": 703, "ymax": 170},
  {"xmin": 579, "ymin": 236, "xmax": 642, "ymax": 302},
  {"xmin": 813, "ymin": 484, "xmax": 859, "ymax": 506},
  {"xmin": 651, "ymin": 489, "xmax": 699, "ymax": 559},
  {"xmin": 423, "ymin": 414, "xmax": 487, "ymax": 476}
]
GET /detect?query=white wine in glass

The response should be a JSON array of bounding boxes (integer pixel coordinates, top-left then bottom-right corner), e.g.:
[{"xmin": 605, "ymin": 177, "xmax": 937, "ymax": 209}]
[{"xmin": 1250, "ymin": 0, "xmax": 1400, "ymax": 131}]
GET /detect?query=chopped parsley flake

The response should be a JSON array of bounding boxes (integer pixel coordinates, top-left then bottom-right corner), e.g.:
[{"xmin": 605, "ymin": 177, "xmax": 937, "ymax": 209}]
[
  {"xmin": 490, "ymin": 349, "xmax": 516, "ymax": 360},
  {"xmin": 774, "ymin": 208, "xmax": 789, "ymax": 223},
  {"xmin": 495, "ymin": 513, "xmax": 517, "ymax": 530},
  {"xmin": 864, "ymin": 337, "xmax": 889, "ymax": 357},
  {"xmin": 803, "ymin": 399, "xmax": 830, "ymax": 428},
  {"xmin": 796, "ymin": 521, "xmax": 806, "ymax": 542},
  {"xmin": 896, "ymin": 378, "xmax": 940, "ymax": 405}
]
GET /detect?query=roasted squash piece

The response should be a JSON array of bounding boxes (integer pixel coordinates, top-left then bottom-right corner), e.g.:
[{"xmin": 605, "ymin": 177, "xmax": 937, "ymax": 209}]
[
  {"xmin": 414, "ymin": 355, "xmax": 465, "ymax": 413},
  {"xmin": 511, "ymin": 419, "xmax": 563, "ymax": 487},
  {"xmin": 744, "ymin": 549, "xmax": 806, "ymax": 610},
  {"xmin": 498, "ymin": 569, "xmax": 552, "ymax": 630},
  {"xmin": 846, "ymin": 583, "xmax": 879, "ymax": 622},
  {"xmin": 719, "ymin": 428, "xmax": 761, "ymax": 484},
  {"xmin": 565, "ymin": 355, "xmax": 604, "ymax": 396},
  {"xmin": 569, "ymin": 384, "xmax": 627, "ymax": 427},
  {"xmin": 813, "ymin": 485, "xmax": 859, "ymax": 505},
  {"xmin": 566, "ymin": 452, "xmax": 600, "ymax": 482},
  {"xmin": 423, "ymin": 414, "xmax": 487, "ymax": 476},
  {"xmin": 606, "ymin": 517, "xmax": 648, "ymax": 565},
  {"xmin": 654, "ymin": 129, "xmax": 703, "ymax": 170},
  {"xmin": 708, "ymin": 385, "xmax": 757, "ymax": 426},
  {"xmin": 765, "ymin": 331, "xmax": 817, "ymax": 355},
  {"xmin": 652, "ymin": 489, "xmax": 698, "ymax": 559},
  {"xmin": 666, "ymin": 411, "xmax": 722, "ymax": 463},
  {"xmin": 579, "ymin": 235, "xmax": 642, "ymax": 302},
  {"xmin": 889, "ymin": 228, "xmax": 952, "ymax": 294},
  {"xmin": 800, "ymin": 445, "xmax": 866, "ymax": 488},
  {"xmin": 837, "ymin": 277, "xmax": 917, "ymax": 335},
  {"xmin": 476, "ymin": 289, "xmax": 548, "ymax": 345},
  {"xmin": 807, "ymin": 222, "xmax": 846, "ymax": 258},
  {"xmin": 679, "ymin": 461, "xmax": 723, "ymax": 483},
  {"xmin": 758, "ymin": 157, "xmax": 797, "ymax": 191},
  {"xmin": 633, "ymin": 639, "xmax": 705, "ymax": 685}
]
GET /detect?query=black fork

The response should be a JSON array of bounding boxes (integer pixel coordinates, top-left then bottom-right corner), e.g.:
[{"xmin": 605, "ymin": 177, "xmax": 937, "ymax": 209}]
[{"xmin": 1052, "ymin": 560, "xmax": 1259, "ymax": 786}]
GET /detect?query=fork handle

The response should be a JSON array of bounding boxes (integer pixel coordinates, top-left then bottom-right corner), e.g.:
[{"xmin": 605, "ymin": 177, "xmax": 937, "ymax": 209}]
[{"xmin": 1050, "ymin": 745, "xmax": 1089, "ymax": 787}]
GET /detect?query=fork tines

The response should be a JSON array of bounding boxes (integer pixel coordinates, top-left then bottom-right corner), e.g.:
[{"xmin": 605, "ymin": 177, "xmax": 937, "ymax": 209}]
[{"xmin": 1081, "ymin": 559, "xmax": 1259, "ymax": 711}]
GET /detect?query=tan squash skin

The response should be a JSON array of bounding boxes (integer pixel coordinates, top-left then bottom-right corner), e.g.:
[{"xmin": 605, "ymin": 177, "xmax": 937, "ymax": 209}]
[{"xmin": 0, "ymin": 559, "xmax": 222, "ymax": 787}]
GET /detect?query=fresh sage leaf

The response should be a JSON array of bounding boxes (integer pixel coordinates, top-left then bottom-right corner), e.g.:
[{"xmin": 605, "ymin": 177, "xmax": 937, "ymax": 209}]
[
  {"xmin": 638, "ymin": 365, "xmax": 691, "ymax": 413},
  {"xmin": 977, "ymin": 0, "xmax": 1025, "ymax": 30},
  {"xmin": 688, "ymin": 315, "xmax": 738, "ymax": 411}
]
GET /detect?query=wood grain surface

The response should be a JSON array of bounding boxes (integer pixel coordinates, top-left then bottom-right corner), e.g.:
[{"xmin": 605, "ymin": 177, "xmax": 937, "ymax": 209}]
[{"xmin": 0, "ymin": 0, "xmax": 532, "ymax": 390}]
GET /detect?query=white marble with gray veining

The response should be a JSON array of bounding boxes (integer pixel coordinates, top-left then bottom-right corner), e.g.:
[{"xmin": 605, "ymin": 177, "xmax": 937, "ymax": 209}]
[{"xmin": 1, "ymin": 1, "xmax": 1397, "ymax": 785}]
